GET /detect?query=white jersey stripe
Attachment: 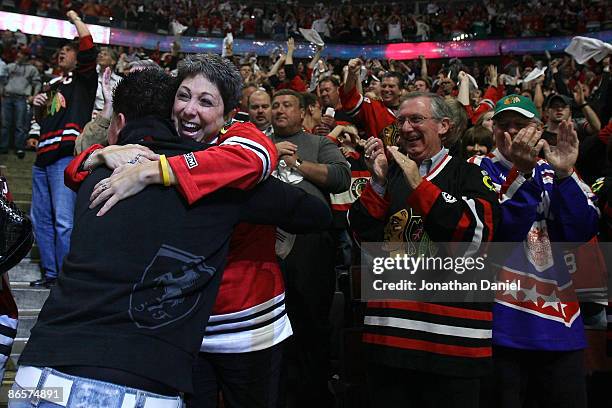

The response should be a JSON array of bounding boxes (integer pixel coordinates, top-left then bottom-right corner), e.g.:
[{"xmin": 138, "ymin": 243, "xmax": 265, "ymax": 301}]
[
  {"xmin": 365, "ymin": 315, "xmax": 492, "ymax": 339},
  {"xmin": 201, "ymin": 314, "xmax": 292, "ymax": 353},
  {"xmin": 346, "ymin": 94, "xmax": 364, "ymax": 117},
  {"xmin": 462, "ymin": 197, "xmax": 484, "ymax": 257},
  {"xmin": 221, "ymin": 136, "xmax": 272, "ymax": 181},
  {"xmin": 208, "ymin": 293, "xmax": 285, "ymax": 323},
  {"xmin": 205, "ymin": 303, "xmax": 286, "ymax": 333}
]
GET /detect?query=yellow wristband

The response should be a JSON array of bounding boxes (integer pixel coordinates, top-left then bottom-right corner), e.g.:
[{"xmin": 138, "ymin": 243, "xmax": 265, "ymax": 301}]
[{"xmin": 159, "ymin": 155, "xmax": 171, "ymax": 187}]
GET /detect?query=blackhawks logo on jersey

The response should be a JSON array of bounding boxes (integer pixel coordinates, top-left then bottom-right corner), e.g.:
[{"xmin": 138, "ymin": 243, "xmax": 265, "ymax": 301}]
[
  {"xmin": 382, "ymin": 208, "xmax": 437, "ymax": 257},
  {"xmin": 380, "ymin": 123, "xmax": 399, "ymax": 147},
  {"xmin": 46, "ymin": 91, "xmax": 66, "ymax": 116}
]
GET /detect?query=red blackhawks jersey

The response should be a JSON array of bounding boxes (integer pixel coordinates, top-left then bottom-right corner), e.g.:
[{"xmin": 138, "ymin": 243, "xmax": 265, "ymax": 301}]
[
  {"xmin": 65, "ymin": 121, "xmax": 290, "ymax": 353},
  {"xmin": 349, "ymin": 154, "xmax": 499, "ymax": 377},
  {"xmin": 339, "ymin": 85, "xmax": 398, "ymax": 146}
]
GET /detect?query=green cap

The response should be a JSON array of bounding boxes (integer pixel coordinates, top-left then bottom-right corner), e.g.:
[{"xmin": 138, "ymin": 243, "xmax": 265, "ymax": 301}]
[{"xmin": 492, "ymin": 94, "xmax": 540, "ymax": 120}]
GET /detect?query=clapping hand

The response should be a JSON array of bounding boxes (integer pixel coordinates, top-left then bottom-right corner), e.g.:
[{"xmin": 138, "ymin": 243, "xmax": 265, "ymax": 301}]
[
  {"xmin": 506, "ymin": 125, "xmax": 544, "ymax": 175},
  {"xmin": 363, "ymin": 137, "xmax": 388, "ymax": 186},
  {"xmin": 387, "ymin": 146, "xmax": 422, "ymax": 189},
  {"xmin": 542, "ymin": 119, "xmax": 578, "ymax": 179}
]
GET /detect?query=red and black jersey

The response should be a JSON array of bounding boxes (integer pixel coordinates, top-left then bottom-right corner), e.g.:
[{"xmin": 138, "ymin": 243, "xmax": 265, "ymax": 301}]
[
  {"xmin": 349, "ymin": 154, "xmax": 499, "ymax": 377},
  {"xmin": 35, "ymin": 35, "xmax": 97, "ymax": 167},
  {"xmin": 463, "ymin": 85, "xmax": 504, "ymax": 125},
  {"xmin": 339, "ymin": 85, "xmax": 397, "ymax": 145}
]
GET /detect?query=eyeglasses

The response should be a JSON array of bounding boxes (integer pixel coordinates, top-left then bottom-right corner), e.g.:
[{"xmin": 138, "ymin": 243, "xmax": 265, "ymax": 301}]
[{"xmin": 396, "ymin": 115, "xmax": 433, "ymax": 127}]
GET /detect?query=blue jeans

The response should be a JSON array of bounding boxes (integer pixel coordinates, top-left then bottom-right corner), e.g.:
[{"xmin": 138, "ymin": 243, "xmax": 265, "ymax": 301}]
[
  {"xmin": 9, "ymin": 367, "xmax": 183, "ymax": 407},
  {"xmin": 31, "ymin": 156, "xmax": 76, "ymax": 279},
  {"xmin": 1, "ymin": 95, "xmax": 29, "ymax": 151}
]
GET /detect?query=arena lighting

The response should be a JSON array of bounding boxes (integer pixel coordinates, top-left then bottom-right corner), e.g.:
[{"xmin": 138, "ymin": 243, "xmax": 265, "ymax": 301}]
[
  {"xmin": 0, "ymin": 10, "xmax": 110, "ymax": 43},
  {"xmin": 1, "ymin": 11, "xmax": 611, "ymax": 60}
]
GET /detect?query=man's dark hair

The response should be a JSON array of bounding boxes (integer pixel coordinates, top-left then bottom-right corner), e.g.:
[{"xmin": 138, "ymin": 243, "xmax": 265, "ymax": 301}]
[
  {"xmin": 177, "ymin": 53, "xmax": 242, "ymax": 116},
  {"xmin": 415, "ymin": 77, "xmax": 431, "ymax": 88},
  {"xmin": 59, "ymin": 40, "xmax": 79, "ymax": 53},
  {"xmin": 273, "ymin": 89, "xmax": 304, "ymax": 109},
  {"xmin": 243, "ymin": 81, "xmax": 258, "ymax": 91},
  {"xmin": 301, "ymin": 92, "xmax": 318, "ymax": 109},
  {"xmin": 382, "ymin": 71, "xmax": 405, "ymax": 89},
  {"xmin": 319, "ymin": 76, "xmax": 340, "ymax": 88},
  {"xmin": 112, "ymin": 69, "xmax": 177, "ymax": 122}
]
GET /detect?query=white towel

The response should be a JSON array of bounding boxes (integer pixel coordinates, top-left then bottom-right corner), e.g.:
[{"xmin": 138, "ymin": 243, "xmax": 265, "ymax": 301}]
[
  {"xmin": 565, "ymin": 36, "xmax": 612, "ymax": 65},
  {"xmin": 299, "ymin": 28, "xmax": 325, "ymax": 47}
]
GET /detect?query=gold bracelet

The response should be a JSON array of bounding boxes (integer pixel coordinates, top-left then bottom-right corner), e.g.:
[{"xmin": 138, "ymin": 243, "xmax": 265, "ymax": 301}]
[{"xmin": 159, "ymin": 155, "xmax": 171, "ymax": 187}]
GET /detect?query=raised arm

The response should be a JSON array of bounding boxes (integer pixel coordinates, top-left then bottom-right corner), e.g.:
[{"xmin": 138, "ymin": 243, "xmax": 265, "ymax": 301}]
[
  {"xmin": 457, "ymin": 71, "xmax": 470, "ymax": 106},
  {"xmin": 307, "ymin": 45, "xmax": 324, "ymax": 70},
  {"xmin": 67, "ymin": 10, "xmax": 92, "ymax": 39},
  {"xmin": 419, "ymin": 55, "xmax": 428, "ymax": 80}
]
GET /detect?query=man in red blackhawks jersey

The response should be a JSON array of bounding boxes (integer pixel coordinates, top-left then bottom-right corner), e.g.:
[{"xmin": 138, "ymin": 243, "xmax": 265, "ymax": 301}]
[
  {"xmin": 27, "ymin": 10, "xmax": 97, "ymax": 288},
  {"xmin": 349, "ymin": 92, "xmax": 499, "ymax": 408}
]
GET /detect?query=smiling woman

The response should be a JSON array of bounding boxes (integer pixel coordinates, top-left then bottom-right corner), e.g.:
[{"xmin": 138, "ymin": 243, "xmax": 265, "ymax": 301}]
[
  {"xmin": 66, "ymin": 52, "xmax": 276, "ymax": 215},
  {"xmin": 173, "ymin": 74, "xmax": 226, "ymax": 142}
]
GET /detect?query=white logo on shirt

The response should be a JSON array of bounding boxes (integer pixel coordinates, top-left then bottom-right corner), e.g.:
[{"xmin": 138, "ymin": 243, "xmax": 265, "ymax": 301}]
[
  {"xmin": 184, "ymin": 152, "xmax": 198, "ymax": 169},
  {"xmin": 442, "ymin": 192, "xmax": 457, "ymax": 203}
]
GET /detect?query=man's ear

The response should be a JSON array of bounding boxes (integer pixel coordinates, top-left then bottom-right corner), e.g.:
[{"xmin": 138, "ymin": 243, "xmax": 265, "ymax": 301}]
[
  {"xmin": 117, "ymin": 112, "xmax": 127, "ymax": 132},
  {"xmin": 437, "ymin": 117, "xmax": 451, "ymax": 136},
  {"xmin": 300, "ymin": 108, "xmax": 305, "ymax": 120}
]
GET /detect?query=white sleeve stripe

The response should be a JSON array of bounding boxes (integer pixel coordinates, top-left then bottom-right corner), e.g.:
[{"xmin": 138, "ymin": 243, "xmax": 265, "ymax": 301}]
[
  {"xmin": 480, "ymin": 99, "xmax": 494, "ymax": 108},
  {"xmin": 221, "ymin": 136, "xmax": 272, "ymax": 180},
  {"xmin": 462, "ymin": 197, "xmax": 484, "ymax": 257},
  {"xmin": 345, "ymin": 94, "xmax": 364, "ymax": 117},
  {"xmin": 500, "ymin": 173, "xmax": 528, "ymax": 203}
]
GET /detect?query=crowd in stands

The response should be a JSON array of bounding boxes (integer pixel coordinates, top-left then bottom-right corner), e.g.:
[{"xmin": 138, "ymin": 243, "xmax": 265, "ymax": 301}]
[
  {"xmin": 2, "ymin": 0, "xmax": 612, "ymax": 42},
  {"xmin": 1, "ymin": 3, "xmax": 612, "ymax": 407}
]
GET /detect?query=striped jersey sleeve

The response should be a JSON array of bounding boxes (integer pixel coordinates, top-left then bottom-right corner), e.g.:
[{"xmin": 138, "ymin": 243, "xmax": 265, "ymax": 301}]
[
  {"xmin": 339, "ymin": 85, "xmax": 396, "ymax": 140},
  {"xmin": 169, "ymin": 122, "xmax": 278, "ymax": 204}
]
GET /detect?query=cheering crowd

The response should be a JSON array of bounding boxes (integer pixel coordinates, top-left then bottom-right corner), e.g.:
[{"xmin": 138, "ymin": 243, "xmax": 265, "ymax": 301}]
[
  {"xmin": 4, "ymin": 0, "xmax": 612, "ymax": 41},
  {"xmin": 1, "ymin": 3, "xmax": 612, "ymax": 408}
]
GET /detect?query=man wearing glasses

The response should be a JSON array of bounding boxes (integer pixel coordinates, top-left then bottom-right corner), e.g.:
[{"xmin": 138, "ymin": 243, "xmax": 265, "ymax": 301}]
[
  {"xmin": 349, "ymin": 92, "xmax": 499, "ymax": 408},
  {"xmin": 468, "ymin": 95, "xmax": 599, "ymax": 408}
]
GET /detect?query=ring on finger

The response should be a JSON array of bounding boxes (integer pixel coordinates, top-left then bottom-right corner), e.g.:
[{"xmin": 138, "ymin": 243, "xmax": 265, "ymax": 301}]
[{"xmin": 128, "ymin": 154, "xmax": 142, "ymax": 165}]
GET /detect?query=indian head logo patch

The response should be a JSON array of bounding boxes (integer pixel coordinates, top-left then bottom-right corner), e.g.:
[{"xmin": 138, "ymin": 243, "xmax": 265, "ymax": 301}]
[{"xmin": 503, "ymin": 96, "xmax": 521, "ymax": 105}]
